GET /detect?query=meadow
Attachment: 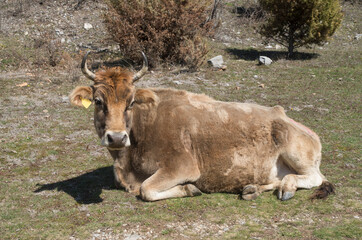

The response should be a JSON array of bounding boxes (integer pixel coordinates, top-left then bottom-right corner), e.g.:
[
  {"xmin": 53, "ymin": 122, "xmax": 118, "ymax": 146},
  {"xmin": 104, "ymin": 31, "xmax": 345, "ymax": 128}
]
[{"xmin": 0, "ymin": 1, "xmax": 361, "ymax": 239}]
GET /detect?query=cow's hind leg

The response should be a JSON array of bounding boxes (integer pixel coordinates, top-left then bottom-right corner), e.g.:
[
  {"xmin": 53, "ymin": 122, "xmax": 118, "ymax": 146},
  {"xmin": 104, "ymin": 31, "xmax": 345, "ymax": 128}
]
[
  {"xmin": 277, "ymin": 153, "xmax": 325, "ymax": 201},
  {"xmin": 241, "ymin": 182, "xmax": 280, "ymax": 200},
  {"xmin": 278, "ymin": 171, "xmax": 325, "ymax": 201}
]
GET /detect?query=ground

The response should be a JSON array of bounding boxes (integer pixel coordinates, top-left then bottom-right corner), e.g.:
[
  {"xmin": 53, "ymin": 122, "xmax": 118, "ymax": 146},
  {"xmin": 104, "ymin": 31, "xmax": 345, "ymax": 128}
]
[{"xmin": 0, "ymin": 0, "xmax": 361, "ymax": 239}]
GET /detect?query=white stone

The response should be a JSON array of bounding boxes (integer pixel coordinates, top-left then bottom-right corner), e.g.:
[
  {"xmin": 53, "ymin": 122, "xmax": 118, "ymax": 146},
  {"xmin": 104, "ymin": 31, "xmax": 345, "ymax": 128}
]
[
  {"xmin": 259, "ymin": 56, "xmax": 272, "ymax": 65},
  {"xmin": 84, "ymin": 23, "xmax": 93, "ymax": 30},
  {"xmin": 55, "ymin": 28, "xmax": 63, "ymax": 35},
  {"xmin": 124, "ymin": 234, "xmax": 141, "ymax": 240},
  {"xmin": 208, "ymin": 55, "xmax": 224, "ymax": 68}
]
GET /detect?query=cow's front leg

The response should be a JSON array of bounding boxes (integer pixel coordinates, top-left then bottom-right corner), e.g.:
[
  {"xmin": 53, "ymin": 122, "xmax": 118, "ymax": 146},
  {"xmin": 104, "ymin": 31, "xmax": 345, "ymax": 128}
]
[
  {"xmin": 139, "ymin": 153, "xmax": 202, "ymax": 201},
  {"xmin": 113, "ymin": 160, "xmax": 143, "ymax": 195},
  {"xmin": 111, "ymin": 150, "xmax": 142, "ymax": 195}
]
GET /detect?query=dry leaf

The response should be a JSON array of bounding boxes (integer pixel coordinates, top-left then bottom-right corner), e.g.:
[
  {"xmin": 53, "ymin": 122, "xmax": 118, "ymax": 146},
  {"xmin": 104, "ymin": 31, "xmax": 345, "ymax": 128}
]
[{"xmin": 16, "ymin": 82, "xmax": 28, "ymax": 87}]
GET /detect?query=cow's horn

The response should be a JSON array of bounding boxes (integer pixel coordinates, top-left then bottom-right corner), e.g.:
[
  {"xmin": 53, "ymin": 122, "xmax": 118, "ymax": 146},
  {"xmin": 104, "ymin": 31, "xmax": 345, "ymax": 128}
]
[
  {"xmin": 133, "ymin": 52, "xmax": 148, "ymax": 82},
  {"xmin": 81, "ymin": 51, "xmax": 96, "ymax": 81}
]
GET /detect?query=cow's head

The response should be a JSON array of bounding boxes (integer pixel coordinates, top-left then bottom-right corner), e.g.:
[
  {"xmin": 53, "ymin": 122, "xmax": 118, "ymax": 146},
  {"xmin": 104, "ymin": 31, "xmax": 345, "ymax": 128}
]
[{"xmin": 69, "ymin": 52, "xmax": 157, "ymax": 150}]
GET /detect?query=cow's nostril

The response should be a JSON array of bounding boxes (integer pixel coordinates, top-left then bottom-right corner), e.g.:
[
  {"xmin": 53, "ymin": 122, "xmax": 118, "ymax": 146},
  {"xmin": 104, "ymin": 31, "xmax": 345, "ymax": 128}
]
[
  {"xmin": 121, "ymin": 134, "xmax": 127, "ymax": 144},
  {"xmin": 107, "ymin": 134, "xmax": 114, "ymax": 144}
]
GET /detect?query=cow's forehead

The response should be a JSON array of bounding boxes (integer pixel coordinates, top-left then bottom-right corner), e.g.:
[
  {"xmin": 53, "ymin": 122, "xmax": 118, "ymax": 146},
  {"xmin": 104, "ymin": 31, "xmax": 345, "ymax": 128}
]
[{"xmin": 93, "ymin": 67, "xmax": 135, "ymax": 102}]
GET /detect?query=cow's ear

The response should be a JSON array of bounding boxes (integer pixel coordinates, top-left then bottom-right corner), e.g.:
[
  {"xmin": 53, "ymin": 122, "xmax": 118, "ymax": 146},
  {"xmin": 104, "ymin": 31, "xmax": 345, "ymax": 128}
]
[
  {"xmin": 134, "ymin": 89, "xmax": 159, "ymax": 105},
  {"xmin": 69, "ymin": 86, "xmax": 93, "ymax": 108}
]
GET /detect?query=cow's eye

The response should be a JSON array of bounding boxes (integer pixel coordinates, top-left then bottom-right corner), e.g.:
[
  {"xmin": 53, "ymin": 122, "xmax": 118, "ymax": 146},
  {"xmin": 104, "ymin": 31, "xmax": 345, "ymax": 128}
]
[
  {"xmin": 94, "ymin": 99, "xmax": 102, "ymax": 106},
  {"xmin": 126, "ymin": 101, "xmax": 135, "ymax": 111}
]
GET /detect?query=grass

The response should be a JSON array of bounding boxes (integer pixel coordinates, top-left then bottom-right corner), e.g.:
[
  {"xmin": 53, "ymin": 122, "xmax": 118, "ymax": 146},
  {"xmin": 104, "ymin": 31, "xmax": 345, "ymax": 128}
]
[{"xmin": 0, "ymin": 1, "xmax": 361, "ymax": 239}]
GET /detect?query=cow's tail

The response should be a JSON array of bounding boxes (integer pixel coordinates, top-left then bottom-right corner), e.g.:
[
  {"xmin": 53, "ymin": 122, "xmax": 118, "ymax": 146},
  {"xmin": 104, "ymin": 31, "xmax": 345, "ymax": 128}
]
[{"xmin": 310, "ymin": 181, "xmax": 335, "ymax": 200}]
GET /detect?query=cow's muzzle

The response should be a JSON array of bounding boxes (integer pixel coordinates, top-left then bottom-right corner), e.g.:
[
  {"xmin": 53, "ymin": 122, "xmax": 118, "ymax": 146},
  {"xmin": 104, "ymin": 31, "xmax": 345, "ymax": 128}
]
[{"xmin": 101, "ymin": 130, "xmax": 130, "ymax": 149}]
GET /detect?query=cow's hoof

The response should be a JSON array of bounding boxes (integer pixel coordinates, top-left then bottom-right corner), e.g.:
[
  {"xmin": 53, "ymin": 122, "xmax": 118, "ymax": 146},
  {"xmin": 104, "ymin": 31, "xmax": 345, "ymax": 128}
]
[
  {"xmin": 114, "ymin": 179, "xmax": 123, "ymax": 189},
  {"xmin": 240, "ymin": 185, "xmax": 259, "ymax": 201},
  {"xmin": 279, "ymin": 191, "xmax": 295, "ymax": 201},
  {"xmin": 185, "ymin": 184, "xmax": 202, "ymax": 197},
  {"xmin": 128, "ymin": 185, "xmax": 141, "ymax": 196}
]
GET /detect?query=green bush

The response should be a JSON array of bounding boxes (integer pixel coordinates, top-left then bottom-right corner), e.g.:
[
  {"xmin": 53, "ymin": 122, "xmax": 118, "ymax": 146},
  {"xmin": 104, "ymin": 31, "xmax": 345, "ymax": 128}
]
[
  {"xmin": 259, "ymin": 0, "xmax": 343, "ymax": 57},
  {"xmin": 104, "ymin": 0, "xmax": 216, "ymax": 70}
]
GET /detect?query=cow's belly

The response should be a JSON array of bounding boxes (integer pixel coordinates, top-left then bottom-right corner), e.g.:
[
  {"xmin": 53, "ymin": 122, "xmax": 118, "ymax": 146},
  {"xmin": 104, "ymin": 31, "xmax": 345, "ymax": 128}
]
[{"xmin": 195, "ymin": 147, "xmax": 278, "ymax": 193}]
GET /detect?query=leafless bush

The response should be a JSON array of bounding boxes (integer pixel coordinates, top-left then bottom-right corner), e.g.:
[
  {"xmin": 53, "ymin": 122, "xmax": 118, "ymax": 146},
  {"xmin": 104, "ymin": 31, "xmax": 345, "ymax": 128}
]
[
  {"xmin": 104, "ymin": 0, "xmax": 218, "ymax": 70},
  {"xmin": 231, "ymin": 0, "xmax": 265, "ymax": 25},
  {"xmin": 33, "ymin": 33, "xmax": 63, "ymax": 67}
]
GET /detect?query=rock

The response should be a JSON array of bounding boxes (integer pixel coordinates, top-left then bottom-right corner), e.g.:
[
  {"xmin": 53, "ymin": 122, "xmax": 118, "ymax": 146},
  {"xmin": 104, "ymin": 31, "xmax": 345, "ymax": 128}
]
[
  {"xmin": 265, "ymin": 45, "xmax": 273, "ymax": 49},
  {"xmin": 124, "ymin": 234, "xmax": 141, "ymax": 240},
  {"xmin": 259, "ymin": 56, "xmax": 272, "ymax": 65},
  {"xmin": 55, "ymin": 28, "xmax": 64, "ymax": 35},
  {"xmin": 84, "ymin": 23, "xmax": 93, "ymax": 30},
  {"xmin": 355, "ymin": 34, "xmax": 362, "ymax": 40},
  {"xmin": 62, "ymin": 96, "xmax": 69, "ymax": 103},
  {"xmin": 208, "ymin": 55, "xmax": 224, "ymax": 68},
  {"xmin": 173, "ymin": 81, "xmax": 182, "ymax": 85},
  {"xmin": 275, "ymin": 44, "xmax": 282, "ymax": 50},
  {"xmin": 345, "ymin": 163, "xmax": 355, "ymax": 168}
]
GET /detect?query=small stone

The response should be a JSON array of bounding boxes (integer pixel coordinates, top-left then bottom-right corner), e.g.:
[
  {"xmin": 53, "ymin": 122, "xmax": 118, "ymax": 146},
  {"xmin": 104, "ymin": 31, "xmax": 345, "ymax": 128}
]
[
  {"xmin": 84, "ymin": 23, "xmax": 93, "ymax": 30},
  {"xmin": 354, "ymin": 34, "xmax": 362, "ymax": 40},
  {"xmin": 259, "ymin": 56, "xmax": 272, "ymax": 65},
  {"xmin": 62, "ymin": 96, "xmax": 69, "ymax": 103},
  {"xmin": 208, "ymin": 55, "xmax": 224, "ymax": 68},
  {"xmin": 124, "ymin": 234, "xmax": 141, "ymax": 240},
  {"xmin": 55, "ymin": 28, "xmax": 64, "ymax": 35},
  {"xmin": 43, "ymin": 109, "xmax": 48, "ymax": 113},
  {"xmin": 345, "ymin": 163, "xmax": 355, "ymax": 168},
  {"xmin": 258, "ymin": 83, "xmax": 265, "ymax": 88},
  {"xmin": 173, "ymin": 80, "xmax": 182, "ymax": 85}
]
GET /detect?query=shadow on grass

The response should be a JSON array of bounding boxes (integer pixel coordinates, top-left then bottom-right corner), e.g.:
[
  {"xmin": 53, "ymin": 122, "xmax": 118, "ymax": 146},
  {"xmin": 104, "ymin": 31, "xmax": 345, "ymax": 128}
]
[
  {"xmin": 226, "ymin": 48, "xmax": 319, "ymax": 61},
  {"xmin": 34, "ymin": 166, "xmax": 116, "ymax": 204}
]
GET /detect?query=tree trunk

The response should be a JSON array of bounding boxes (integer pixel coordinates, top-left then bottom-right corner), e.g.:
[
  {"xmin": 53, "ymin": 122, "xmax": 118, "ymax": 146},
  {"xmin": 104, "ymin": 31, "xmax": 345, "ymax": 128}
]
[{"xmin": 288, "ymin": 27, "xmax": 295, "ymax": 59}]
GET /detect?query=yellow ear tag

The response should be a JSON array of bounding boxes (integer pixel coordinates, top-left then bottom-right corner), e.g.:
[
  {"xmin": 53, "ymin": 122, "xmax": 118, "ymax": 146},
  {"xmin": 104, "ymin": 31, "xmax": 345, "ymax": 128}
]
[{"xmin": 81, "ymin": 97, "xmax": 92, "ymax": 109}]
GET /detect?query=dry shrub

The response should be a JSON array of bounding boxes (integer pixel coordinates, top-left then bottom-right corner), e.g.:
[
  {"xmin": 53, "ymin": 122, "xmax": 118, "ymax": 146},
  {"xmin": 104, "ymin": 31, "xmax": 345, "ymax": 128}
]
[
  {"xmin": 32, "ymin": 33, "xmax": 63, "ymax": 67},
  {"xmin": 230, "ymin": 0, "xmax": 265, "ymax": 29},
  {"xmin": 104, "ymin": 0, "xmax": 216, "ymax": 70}
]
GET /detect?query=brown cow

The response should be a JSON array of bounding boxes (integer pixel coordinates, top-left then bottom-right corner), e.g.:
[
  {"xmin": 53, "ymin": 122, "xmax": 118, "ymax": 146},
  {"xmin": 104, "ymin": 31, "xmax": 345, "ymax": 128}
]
[{"xmin": 69, "ymin": 52, "xmax": 334, "ymax": 201}]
